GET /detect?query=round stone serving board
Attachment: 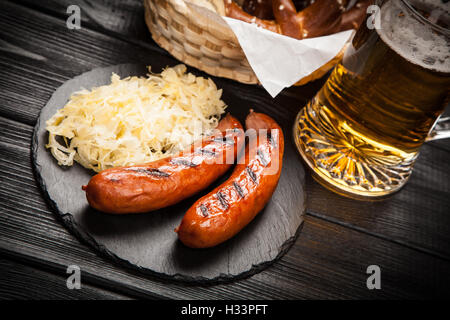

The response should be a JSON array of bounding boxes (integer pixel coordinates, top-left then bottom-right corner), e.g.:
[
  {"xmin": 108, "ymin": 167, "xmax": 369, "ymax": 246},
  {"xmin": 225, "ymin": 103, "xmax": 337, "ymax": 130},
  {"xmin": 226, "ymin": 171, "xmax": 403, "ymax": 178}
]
[{"xmin": 32, "ymin": 64, "xmax": 306, "ymax": 283}]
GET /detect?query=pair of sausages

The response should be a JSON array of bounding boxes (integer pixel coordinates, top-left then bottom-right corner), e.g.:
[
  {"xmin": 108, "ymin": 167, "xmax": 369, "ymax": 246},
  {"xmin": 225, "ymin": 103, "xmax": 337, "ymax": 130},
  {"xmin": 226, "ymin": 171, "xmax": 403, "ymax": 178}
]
[{"xmin": 83, "ymin": 111, "xmax": 284, "ymax": 248}]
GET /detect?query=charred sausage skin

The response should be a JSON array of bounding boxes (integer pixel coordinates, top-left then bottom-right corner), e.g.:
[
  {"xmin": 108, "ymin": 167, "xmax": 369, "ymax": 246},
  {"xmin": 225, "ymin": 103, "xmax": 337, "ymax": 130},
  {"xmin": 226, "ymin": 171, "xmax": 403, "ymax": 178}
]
[
  {"xmin": 83, "ymin": 114, "xmax": 245, "ymax": 214},
  {"xmin": 175, "ymin": 111, "xmax": 284, "ymax": 248}
]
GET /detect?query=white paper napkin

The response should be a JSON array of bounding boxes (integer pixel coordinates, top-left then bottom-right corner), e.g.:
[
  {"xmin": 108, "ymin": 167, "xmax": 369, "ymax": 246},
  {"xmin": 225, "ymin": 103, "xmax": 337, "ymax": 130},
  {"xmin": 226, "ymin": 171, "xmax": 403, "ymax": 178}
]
[{"xmin": 223, "ymin": 17, "xmax": 354, "ymax": 97}]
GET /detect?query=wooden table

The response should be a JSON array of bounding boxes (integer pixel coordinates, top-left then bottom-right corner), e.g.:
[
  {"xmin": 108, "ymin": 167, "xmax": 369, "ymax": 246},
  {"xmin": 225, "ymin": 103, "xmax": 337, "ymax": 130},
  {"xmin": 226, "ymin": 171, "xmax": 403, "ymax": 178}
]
[{"xmin": 1, "ymin": 0, "xmax": 449, "ymax": 300}]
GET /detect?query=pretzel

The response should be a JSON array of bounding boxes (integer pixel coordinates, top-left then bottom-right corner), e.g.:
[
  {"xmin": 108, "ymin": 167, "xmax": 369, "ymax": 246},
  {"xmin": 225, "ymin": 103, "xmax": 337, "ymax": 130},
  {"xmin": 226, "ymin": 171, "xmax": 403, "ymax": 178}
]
[
  {"xmin": 340, "ymin": 0, "xmax": 374, "ymax": 31},
  {"xmin": 225, "ymin": 0, "xmax": 373, "ymax": 40},
  {"xmin": 242, "ymin": 0, "xmax": 274, "ymax": 19}
]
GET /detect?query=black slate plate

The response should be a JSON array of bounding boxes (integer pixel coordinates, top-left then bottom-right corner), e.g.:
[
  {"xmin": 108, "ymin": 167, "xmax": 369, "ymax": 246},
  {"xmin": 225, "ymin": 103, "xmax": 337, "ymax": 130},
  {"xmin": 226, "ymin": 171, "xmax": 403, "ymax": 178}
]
[{"xmin": 32, "ymin": 64, "xmax": 306, "ymax": 283}]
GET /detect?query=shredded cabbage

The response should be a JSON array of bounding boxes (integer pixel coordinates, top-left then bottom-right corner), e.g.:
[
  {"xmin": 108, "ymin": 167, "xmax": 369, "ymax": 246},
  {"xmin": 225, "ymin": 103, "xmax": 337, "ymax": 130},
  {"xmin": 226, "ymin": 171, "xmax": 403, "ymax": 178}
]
[{"xmin": 45, "ymin": 64, "xmax": 226, "ymax": 172}]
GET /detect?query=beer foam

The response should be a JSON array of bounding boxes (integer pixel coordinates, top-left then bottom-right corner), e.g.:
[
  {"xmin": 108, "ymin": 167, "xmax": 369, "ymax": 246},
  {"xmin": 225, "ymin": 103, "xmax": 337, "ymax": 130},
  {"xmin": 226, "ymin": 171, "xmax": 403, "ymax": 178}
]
[{"xmin": 377, "ymin": 0, "xmax": 450, "ymax": 73}]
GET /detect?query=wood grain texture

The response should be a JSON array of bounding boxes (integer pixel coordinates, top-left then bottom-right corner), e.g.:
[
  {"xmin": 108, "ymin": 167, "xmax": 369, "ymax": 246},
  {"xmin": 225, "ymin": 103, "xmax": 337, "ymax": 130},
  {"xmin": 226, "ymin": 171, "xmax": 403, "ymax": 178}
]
[
  {"xmin": 0, "ymin": 3, "xmax": 450, "ymax": 255},
  {"xmin": 1, "ymin": 0, "xmax": 450, "ymax": 299},
  {"xmin": 0, "ymin": 257, "xmax": 131, "ymax": 300},
  {"xmin": 305, "ymin": 141, "xmax": 450, "ymax": 260},
  {"xmin": 16, "ymin": 0, "xmax": 150, "ymax": 42},
  {"xmin": 1, "ymin": 0, "xmax": 449, "ymax": 261},
  {"xmin": 1, "ymin": 116, "xmax": 449, "ymax": 299},
  {"xmin": 0, "ymin": 0, "xmax": 166, "ymax": 125}
]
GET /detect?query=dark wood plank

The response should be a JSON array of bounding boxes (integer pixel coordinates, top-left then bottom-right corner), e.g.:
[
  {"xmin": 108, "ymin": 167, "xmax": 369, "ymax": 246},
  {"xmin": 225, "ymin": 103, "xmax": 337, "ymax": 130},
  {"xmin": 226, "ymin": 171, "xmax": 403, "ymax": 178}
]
[
  {"xmin": 305, "ymin": 142, "xmax": 450, "ymax": 260},
  {"xmin": 0, "ymin": 257, "xmax": 131, "ymax": 300},
  {"xmin": 2, "ymin": 0, "xmax": 450, "ymax": 297},
  {"xmin": 0, "ymin": 0, "xmax": 167, "ymax": 125},
  {"xmin": 1, "ymin": 0, "xmax": 450, "ymax": 259},
  {"xmin": 1, "ymin": 116, "xmax": 450, "ymax": 299},
  {"xmin": 15, "ymin": 0, "xmax": 150, "ymax": 42}
]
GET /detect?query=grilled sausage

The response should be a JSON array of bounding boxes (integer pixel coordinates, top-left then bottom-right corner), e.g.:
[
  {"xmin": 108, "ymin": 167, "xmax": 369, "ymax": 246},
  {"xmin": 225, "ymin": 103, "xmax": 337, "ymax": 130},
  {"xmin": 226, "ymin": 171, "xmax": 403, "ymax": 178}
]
[
  {"xmin": 175, "ymin": 110, "xmax": 284, "ymax": 248},
  {"xmin": 83, "ymin": 114, "xmax": 245, "ymax": 214}
]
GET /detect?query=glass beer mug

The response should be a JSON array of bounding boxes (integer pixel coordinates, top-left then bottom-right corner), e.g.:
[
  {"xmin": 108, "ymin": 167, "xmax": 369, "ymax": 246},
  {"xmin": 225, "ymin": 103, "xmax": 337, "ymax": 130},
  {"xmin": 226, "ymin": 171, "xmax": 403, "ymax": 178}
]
[{"xmin": 294, "ymin": 0, "xmax": 450, "ymax": 199}]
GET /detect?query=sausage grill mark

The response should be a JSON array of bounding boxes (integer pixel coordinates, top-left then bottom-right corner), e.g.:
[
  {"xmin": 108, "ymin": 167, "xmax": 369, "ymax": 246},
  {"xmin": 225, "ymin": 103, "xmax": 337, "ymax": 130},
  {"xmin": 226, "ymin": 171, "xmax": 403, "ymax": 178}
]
[
  {"xmin": 213, "ymin": 136, "xmax": 234, "ymax": 145},
  {"xmin": 267, "ymin": 131, "xmax": 277, "ymax": 148},
  {"xmin": 126, "ymin": 168, "xmax": 170, "ymax": 177},
  {"xmin": 246, "ymin": 166, "xmax": 258, "ymax": 184},
  {"xmin": 196, "ymin": 148, "xmax": 217, "ymax": 157},
  {"xmin": 199, "ymin": 204, "xmax": 209, "ymax": 217},
  {"xmin": 170, "ymin": 158, "xmax": 199, "ymax": 167},
  {"xmin": 257, "ymin": 148, "xmax": 269, "ymax": 167},
  {"xmin": 233, "ymin": 181, "xmax": 245, "ymax": 198},
  {"xmin": 216, "ymin": 191, "xmax": 229, "ymax": 210}
]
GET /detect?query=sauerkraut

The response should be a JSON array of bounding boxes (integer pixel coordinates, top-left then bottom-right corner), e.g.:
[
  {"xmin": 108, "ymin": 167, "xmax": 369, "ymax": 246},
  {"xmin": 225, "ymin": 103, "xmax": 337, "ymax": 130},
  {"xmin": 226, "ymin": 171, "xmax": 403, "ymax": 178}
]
[{"xmin": 45, "ymin": 64, "xmax": 227, "ymax": 172}]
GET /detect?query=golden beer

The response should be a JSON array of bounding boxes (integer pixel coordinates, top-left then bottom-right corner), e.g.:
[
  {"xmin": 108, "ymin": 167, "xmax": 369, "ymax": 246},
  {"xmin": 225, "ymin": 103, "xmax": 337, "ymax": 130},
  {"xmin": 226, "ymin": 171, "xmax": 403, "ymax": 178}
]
[{"xmin": 294, "ymin": 0, "xmax": 450, "ymax": 199}]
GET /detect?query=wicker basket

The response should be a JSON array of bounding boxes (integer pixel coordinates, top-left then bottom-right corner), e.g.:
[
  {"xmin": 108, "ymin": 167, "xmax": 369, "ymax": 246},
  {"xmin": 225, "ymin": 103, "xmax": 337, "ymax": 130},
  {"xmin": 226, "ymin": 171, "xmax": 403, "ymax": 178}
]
[{"xmin": 144, "ymin": 0, "xmax": 345, "ymax": 86}]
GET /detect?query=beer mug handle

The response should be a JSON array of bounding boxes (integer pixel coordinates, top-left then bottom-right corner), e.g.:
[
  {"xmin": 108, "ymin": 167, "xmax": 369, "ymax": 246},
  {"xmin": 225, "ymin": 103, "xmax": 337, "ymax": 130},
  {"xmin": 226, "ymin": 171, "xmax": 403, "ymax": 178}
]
[{"xmin": 426, "ymin": 116, "xmax": 450, "ymax": 141}]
